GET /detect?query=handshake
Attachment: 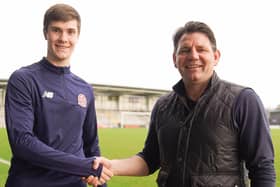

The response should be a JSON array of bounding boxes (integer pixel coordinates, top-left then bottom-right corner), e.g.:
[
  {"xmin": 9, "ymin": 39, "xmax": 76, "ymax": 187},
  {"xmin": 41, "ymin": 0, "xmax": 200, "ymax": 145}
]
[
  {"xmin": 83, "ymin": 157, "xmax": 113, "ymax": 186},
  {"xmin": 82, "ymin": 155, "xmax": 149, "ymax": 186}
]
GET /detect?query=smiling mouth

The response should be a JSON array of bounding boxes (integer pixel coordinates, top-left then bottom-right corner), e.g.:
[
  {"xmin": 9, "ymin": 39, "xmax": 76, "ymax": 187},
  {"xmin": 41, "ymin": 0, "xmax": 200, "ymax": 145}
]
[
  {"xmin": 186, "ymin": 65, "xmax": 201, "ymax": 69},
  {"xmin": 56, "ymin": 44, "xmax": 70, "ymax": 49}
]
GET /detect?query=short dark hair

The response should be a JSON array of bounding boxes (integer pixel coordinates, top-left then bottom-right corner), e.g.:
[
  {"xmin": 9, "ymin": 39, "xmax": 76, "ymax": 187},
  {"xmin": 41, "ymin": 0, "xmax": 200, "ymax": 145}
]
[
  {"xmin": 43, "ymin": 4, "xmax": 81, "ymax": 34},
  {"xmin": 173, "ymin": 21, "xmax": 217, "ymax": 52}
]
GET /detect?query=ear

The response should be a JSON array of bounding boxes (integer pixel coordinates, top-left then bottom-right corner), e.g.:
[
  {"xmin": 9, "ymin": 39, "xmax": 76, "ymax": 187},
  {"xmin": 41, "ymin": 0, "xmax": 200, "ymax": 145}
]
[
  {"xmin": 213, "ymin": 49, "xmax": 221, "ymax": 66},
  {"xmin": 173, "ymin": 53, "xmax": 177, "ymax": 68}
]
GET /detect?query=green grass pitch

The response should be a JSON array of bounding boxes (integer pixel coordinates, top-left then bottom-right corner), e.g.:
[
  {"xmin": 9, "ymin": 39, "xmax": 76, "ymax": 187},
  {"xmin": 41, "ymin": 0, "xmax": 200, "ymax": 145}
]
[{"xmin": 0, "ymin": 128, "xmax": 279, "ymax": 187}]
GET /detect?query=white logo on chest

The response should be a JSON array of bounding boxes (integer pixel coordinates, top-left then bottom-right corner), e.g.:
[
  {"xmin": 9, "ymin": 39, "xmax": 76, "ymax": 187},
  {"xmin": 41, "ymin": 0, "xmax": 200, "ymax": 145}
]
[{"xmin": 42, "ymin": 91, "xmax": 54, "ymax": 99}]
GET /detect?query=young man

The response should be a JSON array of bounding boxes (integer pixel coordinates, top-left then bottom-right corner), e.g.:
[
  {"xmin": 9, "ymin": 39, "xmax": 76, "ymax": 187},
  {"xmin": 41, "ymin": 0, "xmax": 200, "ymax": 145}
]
[
  {"xmin": 5, "ymin": 4, "xmax": 112, "ymax": 187},
  {"xmin": 90, "ymin": 21, "xmax": 276, "ymax": 187}
]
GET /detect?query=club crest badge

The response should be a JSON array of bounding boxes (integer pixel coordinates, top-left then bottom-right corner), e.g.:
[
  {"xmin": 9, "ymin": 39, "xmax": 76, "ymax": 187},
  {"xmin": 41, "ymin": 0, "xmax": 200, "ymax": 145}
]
[{"xmin": 78, "ymin": 93, "xmax": 87, "ymax": 108}]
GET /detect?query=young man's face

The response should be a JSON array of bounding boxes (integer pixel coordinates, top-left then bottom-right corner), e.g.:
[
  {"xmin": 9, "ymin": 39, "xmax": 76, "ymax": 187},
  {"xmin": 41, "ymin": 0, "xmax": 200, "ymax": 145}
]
[
  {"xmin": 173, "ymin": 32, "xmax": 220, "ymax": 85},
  {"xmin": 45, "ymin": 20, "xmax": 79, "ymax": 66}
]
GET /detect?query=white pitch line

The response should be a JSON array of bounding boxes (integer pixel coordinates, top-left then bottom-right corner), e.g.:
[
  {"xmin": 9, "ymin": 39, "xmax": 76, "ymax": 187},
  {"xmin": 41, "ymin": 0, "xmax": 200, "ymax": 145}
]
[{"xmin": 0, "ymin": 158, "xmax": 10, "ymax": 166}]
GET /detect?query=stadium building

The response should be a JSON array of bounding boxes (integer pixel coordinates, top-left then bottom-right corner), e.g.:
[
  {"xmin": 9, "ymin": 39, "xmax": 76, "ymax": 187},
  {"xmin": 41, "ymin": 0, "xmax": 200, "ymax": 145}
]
[
  {"xmin": 269, "ymin": 109, "xmax": 280, "ymax": 126},
  {"xmin": 1, "ymin": 79, "xmax": 279, "ymax": 128},
  {"xmin": 0, "ymin": 79, "xmax": 169, "ymax": 128}
]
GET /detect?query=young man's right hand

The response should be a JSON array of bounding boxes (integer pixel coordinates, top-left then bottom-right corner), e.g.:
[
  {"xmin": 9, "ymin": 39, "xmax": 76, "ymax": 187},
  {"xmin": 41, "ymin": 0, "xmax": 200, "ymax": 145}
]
[{"xmin": 82, "ymin": 157, "xmax": 113, "ymax": 187}]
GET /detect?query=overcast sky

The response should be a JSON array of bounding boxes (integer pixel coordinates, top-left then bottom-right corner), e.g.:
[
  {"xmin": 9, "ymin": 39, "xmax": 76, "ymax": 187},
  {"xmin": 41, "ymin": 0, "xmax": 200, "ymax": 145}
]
[{"xmin": 1, "ymin": 0, "xmax": 280, "ymax": 108}]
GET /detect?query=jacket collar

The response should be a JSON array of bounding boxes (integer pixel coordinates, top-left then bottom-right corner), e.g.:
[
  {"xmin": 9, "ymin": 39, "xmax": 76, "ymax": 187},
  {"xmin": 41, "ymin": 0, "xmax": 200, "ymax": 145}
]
[
  {"xmin": 40, "ymin": 57, "xmax": 71, "ymax": 74},
  {"xmin": 173, "ymin": 71, "xmax": 220, "ymax": 98}
]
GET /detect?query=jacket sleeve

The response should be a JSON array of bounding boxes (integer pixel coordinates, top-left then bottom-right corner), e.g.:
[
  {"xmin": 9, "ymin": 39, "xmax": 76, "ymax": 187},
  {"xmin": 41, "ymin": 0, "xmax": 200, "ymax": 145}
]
[
  {"xmin": 82, "ymin": 87, "xmax": 101, "ymax": 157},
  {"xmin": 137, "ymin": 100, "xmax": 161, "ymax": 174},
  {"xmin": 5, "ymin": 71, "xmax": 101, "ymax": 177},
  {"xmin": 234, "ymin": 88, "xmax": 276, "ymax": 187}
]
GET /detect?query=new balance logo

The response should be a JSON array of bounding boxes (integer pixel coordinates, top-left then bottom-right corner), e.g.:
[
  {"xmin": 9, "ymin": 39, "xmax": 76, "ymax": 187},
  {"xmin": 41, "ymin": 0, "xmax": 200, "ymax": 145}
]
[{"xmin": 42, "ymin": 91, "xmax": 54, "ymax": 99}]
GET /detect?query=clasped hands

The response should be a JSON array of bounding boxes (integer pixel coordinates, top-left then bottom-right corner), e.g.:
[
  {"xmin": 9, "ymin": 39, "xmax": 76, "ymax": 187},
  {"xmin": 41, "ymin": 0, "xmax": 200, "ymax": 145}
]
[{"xmin": 82, "ymin": 157, "xmax": 113, "ymax": 186}]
